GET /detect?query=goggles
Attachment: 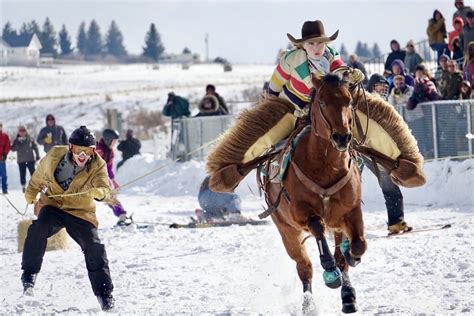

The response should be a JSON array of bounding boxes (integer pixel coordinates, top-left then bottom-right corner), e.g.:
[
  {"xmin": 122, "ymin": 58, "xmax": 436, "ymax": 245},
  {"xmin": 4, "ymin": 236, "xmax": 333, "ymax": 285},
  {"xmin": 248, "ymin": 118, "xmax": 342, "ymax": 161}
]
[{"xmin": 71, "ymin": 145, "xmax": 95, "ymax": 156}]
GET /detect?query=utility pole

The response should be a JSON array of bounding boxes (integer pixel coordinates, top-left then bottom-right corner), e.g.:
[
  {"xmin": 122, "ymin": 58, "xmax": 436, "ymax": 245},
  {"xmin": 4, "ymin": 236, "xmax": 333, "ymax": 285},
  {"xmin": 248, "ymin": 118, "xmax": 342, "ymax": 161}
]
[{"xmin": 205, "ymin": 33, "xmax": 209, "ymax": 63}]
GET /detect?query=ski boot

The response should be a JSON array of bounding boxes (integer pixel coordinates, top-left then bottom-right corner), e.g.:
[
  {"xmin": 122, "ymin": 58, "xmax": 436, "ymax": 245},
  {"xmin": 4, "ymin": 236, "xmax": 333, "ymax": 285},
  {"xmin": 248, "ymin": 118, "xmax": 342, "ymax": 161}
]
[
  {"xmin": 97, "ymin": 294, "xmax": 115, "ymax": 311},
  {"xmin": 388, "ymin": 221, "xmax": 412, "ymax": 235},
  {"xmin": 21, "ymin": 272, "xmax": 36, "ymax": 296},
  {"xmin": 116, "ymin": 214, "xmax": 133, "ymax": 226}
]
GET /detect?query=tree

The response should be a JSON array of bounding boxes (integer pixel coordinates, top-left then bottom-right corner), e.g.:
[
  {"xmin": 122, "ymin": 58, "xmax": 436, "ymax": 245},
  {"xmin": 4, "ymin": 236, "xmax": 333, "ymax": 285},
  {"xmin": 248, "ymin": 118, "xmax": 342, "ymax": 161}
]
[
  {"xmin": 59, "ymin": 24, "xmax": 73, "ymax": 56},
  {"xmin": 182, "ymin": 47, "xmax": 191, "ymax": 54},
  {"xmin": 40, "ymin": 17, "xmax": 57, "ymax": 56},
  {"xmin": 362, "ymin": 43, "xmax": 373, "ymax": 59},
  {"xmin": 86, "ymin": 20, "xmax": 102, "ymax": 55},
  {"xmin": 339, "ymin": 43, "xmax": 349, "ymax": 61},
  {"xmin": 19, "ymin": 20, "xmax": 41, "ymax": 38},
  {"xmin": 355, "ymin": 41, "xmax": 364, "ymax": 57},
  {"xmin": 372, "ymin": 43, "xmax": 382, "ymax": 59},
  {"xmin": 76, "ymin": 22, "xmax": 87, "ymax": 55},
  {"xmin": 2, "ymin": 22, "xmax": 17, "ymax": 43},
  {"xmin": 105, "ymin": 20, "xmax": 127, "ymax": 57},
  {"xmin": 142, "ymin": 23, "xmax": 164, "ymax": 61}
]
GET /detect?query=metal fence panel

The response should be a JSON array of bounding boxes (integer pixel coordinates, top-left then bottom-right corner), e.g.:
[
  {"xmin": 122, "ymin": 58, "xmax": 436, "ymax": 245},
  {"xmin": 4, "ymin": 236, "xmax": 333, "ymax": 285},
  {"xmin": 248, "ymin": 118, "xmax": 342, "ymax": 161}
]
[
  {"xmin": 171, "ymin": 115, "xmax": 235, "ymax": 161},
  {"xmin": 171, "ymin": 101, "xmax": 474, "ymax": 162}
]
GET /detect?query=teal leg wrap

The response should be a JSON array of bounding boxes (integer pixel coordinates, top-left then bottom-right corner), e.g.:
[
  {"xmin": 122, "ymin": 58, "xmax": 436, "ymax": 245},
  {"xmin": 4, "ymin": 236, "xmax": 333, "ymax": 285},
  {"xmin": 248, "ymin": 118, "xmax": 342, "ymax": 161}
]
[{"xmin": 323, "ymin": 267, "xmax": 342, "ymax": 289}]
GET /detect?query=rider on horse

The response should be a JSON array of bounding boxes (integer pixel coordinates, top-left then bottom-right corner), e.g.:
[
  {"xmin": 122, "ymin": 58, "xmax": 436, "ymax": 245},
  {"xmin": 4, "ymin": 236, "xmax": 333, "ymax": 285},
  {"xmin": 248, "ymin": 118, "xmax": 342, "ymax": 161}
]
[{"xmin": 206, "ymin": 19, "xmax": 425, "ymax": 194}]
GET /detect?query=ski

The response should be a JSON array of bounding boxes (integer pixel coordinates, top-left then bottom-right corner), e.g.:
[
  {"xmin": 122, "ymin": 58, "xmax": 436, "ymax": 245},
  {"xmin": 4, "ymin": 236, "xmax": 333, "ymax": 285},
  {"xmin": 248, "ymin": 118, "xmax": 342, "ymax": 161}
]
[
  {"xmin": 169, "ymin": 219, "xmax": 269, "ymax": 229},
  {"xmin": 376, "ymin": 224, "xmax": 452, "ymax": 239}
]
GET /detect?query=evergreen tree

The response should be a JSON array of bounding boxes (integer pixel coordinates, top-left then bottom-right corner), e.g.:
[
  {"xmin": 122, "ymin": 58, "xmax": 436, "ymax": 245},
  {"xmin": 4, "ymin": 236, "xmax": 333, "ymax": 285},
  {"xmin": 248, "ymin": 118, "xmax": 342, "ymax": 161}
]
[
  {"xmin": 182, "ymin": 47, "xmax": 191, "ymax": 54},
  {"xmin": 142, "ymin": 23, "xmax": 164, "ymax": 61},
  {"xmin": 2, "ymin": 22, "xmax": 17, "ymax": 43},
  {"xmin": 40, "ymin": 17, "xmax": 57, "ymax": 56},
  {"xmin": 339, "ymin": 43, "xmax": 349, "ymax": 61},
  {"xmin": 86, "ymin": 20, "xmax": 103, "ymax": 55},
  {"xmin": 362, "ymin": 43, "xmax": 373, "ymax": 59},
  {"xmin": 20, "ymin": 20, "xmax": 41, "ymax": 38},
  {"xmin": 19, "ymin": 22, "xmax": 29, "ymax": 36},
  {"xmin": 105, "ymin": 20, "xmax": 127, "ymax": 57},
  {"xmin": 77, "ymin": 22, "xmax": 87, "ymax": 55},
  {"xmin": 355, "ymin": 41, "xmax": 364, "ymax": 57},
  {"xmin": 59, "ymin": 24, "xmax": 73, "ymax": 56},
  {"xmin": 372, "ymin": 43, "xmax": 382, "ymax": 59}
]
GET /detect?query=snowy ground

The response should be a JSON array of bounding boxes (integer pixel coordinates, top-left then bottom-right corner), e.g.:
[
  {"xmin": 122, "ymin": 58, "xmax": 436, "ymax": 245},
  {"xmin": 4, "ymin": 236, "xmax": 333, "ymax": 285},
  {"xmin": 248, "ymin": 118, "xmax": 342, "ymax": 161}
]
[{"xmin": 0, "ymin": 64, "xmax": 473, "ymax": 314}]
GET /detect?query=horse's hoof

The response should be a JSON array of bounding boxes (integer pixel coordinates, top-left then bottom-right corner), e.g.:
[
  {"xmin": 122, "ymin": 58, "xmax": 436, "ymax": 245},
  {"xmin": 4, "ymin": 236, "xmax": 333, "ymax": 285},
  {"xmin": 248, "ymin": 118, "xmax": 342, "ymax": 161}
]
[
  {"xmin": 342, "ymin": 302, "xmax": 358, "ymax": 314},
  {"xmin": 323, "ymin": 268, "xmax": 342, "ymax": 289},
  {"xmin": 340, "ymin": 240, "xmax": 361, "ymax": 267}
]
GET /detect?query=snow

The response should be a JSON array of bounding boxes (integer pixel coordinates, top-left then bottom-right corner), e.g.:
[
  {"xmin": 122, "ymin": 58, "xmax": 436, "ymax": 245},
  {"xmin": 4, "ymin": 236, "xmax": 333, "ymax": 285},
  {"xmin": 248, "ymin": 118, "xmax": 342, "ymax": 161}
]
[{"xmin": 0, "ymin": 64, "xmax": 473, "ymax": 314}]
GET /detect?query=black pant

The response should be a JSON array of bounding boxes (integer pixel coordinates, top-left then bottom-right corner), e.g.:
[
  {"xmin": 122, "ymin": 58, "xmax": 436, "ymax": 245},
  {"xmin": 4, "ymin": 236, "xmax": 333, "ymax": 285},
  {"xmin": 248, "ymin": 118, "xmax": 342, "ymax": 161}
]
[
  {"xmin": 361, "ymin": 157, "xmax": 404, "ymax": 226},
  {"xmin": 18, "ymin": 161, "xmax": 36, "ymax": 186},
  {"xmin": 21, "ymin": 205, "xmax": 114, "ymax": 296},
  {"xmin": 116, "ymin": 158, "xmax": 129, "ymax": 170}
]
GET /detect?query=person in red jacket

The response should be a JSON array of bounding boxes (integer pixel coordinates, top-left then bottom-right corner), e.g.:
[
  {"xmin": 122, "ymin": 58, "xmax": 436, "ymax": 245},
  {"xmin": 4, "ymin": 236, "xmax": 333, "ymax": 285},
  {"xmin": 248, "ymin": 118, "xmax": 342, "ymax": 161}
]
[{"xmin": 0, "ymin": 122, "xmax": 11, "ymax": 194}]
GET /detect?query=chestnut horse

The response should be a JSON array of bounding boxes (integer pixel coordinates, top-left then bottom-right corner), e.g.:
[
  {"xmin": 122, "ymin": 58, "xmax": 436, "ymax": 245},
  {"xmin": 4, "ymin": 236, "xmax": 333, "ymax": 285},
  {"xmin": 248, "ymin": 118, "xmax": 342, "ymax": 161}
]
[{"xmin": 262, "ymin": 74, "xmax": 366, "ymax": 314}]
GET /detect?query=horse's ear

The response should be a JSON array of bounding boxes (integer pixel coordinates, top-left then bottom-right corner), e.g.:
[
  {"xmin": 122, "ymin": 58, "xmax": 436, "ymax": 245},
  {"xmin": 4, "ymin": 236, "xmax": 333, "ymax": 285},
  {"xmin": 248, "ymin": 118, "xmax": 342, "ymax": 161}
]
[{"xmin": 312, "ymin": 75, "xmax": 323, "ymax": 88}]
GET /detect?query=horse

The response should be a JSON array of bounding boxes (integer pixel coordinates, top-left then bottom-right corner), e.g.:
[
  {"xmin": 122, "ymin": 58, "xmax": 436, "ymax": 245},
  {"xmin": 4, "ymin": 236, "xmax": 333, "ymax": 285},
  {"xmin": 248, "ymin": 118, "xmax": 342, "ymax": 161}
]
[{"xmin": 261, "ymin": 73, "xmax": 366, "ymax": 314}]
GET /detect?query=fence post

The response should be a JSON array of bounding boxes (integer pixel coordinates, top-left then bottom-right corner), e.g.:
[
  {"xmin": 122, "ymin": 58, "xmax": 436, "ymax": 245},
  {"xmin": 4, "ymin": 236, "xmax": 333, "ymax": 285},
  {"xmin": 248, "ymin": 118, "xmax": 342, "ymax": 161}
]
[
  {"xmin": 467, "ymin": 102, "xmax": 472, "ymax": 157},
  {"xmin": 431, "ymin": 103, "xmax": 438, "ymax": 159}
]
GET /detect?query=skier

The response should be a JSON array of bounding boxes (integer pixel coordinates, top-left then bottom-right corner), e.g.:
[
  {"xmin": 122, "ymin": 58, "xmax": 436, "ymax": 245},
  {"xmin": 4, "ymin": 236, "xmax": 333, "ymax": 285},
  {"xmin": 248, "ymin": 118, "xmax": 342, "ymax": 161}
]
[
  {"xmin": 117, "ymin": 129, "xmax": 141, "ymax": 170},
  {"xmin": 195, "ymin": 176, "xmax": 242, "ymax": 223},
  {"xmin": 22, "ymin": 126, "xmax": 116, "ymax": 311},
  {"xmin": 96, "ymin": 128, "xmax": 133, "ymax": 226}
]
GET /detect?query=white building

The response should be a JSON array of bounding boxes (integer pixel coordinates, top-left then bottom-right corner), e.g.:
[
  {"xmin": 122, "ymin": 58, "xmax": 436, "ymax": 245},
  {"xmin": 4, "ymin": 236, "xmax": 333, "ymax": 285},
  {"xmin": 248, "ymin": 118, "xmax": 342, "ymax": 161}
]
[{"xmin": 0, "ymin": 34, "xmax": 42, "ymax": 67}]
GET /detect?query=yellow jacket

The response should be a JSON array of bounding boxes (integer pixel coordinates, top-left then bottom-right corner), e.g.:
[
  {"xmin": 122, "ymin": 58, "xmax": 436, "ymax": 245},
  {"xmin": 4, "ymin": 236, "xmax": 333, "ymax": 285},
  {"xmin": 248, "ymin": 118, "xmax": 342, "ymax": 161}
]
[{"xmin": 25, "ymin": 146, "xmax": 111, "ymax": 227}]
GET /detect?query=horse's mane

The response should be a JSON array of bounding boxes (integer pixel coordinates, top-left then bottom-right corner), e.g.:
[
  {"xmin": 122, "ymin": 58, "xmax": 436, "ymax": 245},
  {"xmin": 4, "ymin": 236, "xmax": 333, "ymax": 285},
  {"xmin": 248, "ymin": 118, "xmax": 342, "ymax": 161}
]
[{"xmin": 322, "ymin": 73, "xmax": 347, "ymax": 88}]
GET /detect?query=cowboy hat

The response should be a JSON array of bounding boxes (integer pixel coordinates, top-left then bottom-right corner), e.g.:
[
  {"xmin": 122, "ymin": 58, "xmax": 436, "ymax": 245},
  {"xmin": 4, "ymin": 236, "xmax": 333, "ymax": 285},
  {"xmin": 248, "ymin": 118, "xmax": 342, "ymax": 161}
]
[{"xmin": 287, "ymin": 20, "xmax": 339, "ymax": 44}]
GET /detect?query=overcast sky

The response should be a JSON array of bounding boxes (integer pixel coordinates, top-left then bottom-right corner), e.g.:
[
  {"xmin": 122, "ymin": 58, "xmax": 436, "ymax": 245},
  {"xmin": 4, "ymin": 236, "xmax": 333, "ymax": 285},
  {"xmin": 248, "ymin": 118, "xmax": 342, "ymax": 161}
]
[{"xmin": 0, "ymin": 0, "xmax": 465, "ymax": 63}]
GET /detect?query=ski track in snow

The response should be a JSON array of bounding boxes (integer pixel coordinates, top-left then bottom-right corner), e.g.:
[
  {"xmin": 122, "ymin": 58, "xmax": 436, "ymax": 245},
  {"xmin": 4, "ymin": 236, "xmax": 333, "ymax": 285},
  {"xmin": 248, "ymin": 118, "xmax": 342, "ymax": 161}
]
[
  {"xmin": 0, "ymin": 64, "xmax": 473, "ymax": 314},
  {"xmin": 1, "ymin": 189, "xmax": 473, "ymax": 315}
]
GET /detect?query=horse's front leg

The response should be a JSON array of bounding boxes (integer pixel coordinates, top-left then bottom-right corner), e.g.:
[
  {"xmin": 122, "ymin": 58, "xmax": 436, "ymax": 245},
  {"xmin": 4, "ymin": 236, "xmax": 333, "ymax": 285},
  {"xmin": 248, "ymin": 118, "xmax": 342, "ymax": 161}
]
[
  {"xmin": 334, "ymin": 232, "xmax": 358, "ymax": 314},
  {"xmin": 342, "ymin": 205, "xmax": 367, "ymax": 260},
  {"xmin": 307, "ymin": 215, "xmax": 342, "ymax": 289}
]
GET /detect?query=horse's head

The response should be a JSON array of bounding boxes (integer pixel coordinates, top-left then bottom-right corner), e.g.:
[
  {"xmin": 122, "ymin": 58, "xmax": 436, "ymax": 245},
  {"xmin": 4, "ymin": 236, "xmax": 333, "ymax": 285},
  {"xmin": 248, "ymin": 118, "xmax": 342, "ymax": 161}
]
[{"xmin": 311, "ymin": 73, "xmax": 354, "ymax": 152}]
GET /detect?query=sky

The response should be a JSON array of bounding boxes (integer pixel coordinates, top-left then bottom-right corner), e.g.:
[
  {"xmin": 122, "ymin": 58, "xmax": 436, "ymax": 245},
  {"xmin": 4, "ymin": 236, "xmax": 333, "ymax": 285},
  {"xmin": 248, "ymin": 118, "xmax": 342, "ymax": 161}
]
[{"xmin": 0, "ymin": 0, "xmax": 465, "ymax": 63}]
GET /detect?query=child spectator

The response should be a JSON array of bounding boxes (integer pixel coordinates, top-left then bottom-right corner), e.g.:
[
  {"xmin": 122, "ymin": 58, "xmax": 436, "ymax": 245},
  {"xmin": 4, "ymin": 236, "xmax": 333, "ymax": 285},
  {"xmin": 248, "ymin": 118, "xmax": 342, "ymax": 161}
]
[{"xmin": 11, "ymin": 126, "xmax": 40, "ymax": 192}]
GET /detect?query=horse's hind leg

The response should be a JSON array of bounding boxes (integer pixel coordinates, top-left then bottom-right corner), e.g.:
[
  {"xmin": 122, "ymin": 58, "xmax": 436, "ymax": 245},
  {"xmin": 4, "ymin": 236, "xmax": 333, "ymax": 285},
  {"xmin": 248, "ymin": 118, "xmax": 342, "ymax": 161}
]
[
  {"xmin": 307, "ymin": 215, "xmax": 342, "ymax": 289},
  {"xmin": 335, "ymin": 232, "xmax": 358, "ymax": 314},
  {"xmin": 273, "ymin": 215, "xmax": 313, "ymax": 293}
]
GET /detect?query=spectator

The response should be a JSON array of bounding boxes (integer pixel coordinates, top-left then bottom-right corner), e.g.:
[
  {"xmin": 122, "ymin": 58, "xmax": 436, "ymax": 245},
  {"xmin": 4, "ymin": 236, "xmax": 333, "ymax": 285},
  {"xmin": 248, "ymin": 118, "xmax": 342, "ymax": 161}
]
[
  {"xmin": 96, "ymin": 129, "xmax": 132, "ymax": 226},
  {"xmin": 384, "ymin": 40, "xmax": 406, "ymax": 71},
  {"xmin": 348, "ymin": 54, "xmax": 368, "ymax": 86},
  {"xmin": 162, "ymin": 92, "xmax": 191, "ymax": 119},
  {"xmin": 460, "ymin": 10, "xmax": 474, "ymax": 54},
  {"xmin": 434, "ymin": 54, "xmax": 451, "ymax": 93},
  {"xmin": 11, "ymin": 126, "xmax": 40, "ymax": 193},
  {"xmin": 427, "ymin": 9, "xmax": 449, "ymax": 63},
  {"xmin": 414, "ymin": 63, "xmax": 435, "ymax": 82},
  {"xmin": 117, "ymin": 129, "xmax": 141, "ymax": 170},
  {"xmin": 452, "ymin": 38, "xmax": 465, "ymax": 67},
  {"xmin": 196, "ymin": 94, "xmax": 227, "ymax": 117},
  {"xmin": 0, "ymin": 122, "xmax": 11, "ymax": 194},
  {"xmin": 387, "ymin": 59, "xmax": 414, "ymax": 92},
  {"xmin": 453, "ymin": 0, "xmax": 473, "ymax": 25},
  {"xmin": 36, "ymin": 114, "xmax": 68, "ymax": 153},
  {"xmin": 404, "ymin": 40, "xmax": 424, "ymax": 75},
  {"xmin": 205, "ymin": 84, "xmax": 229, "ymax": 114},
  {"xmin": 460, "ymin": 80, "xmax": 473, "ymax": 99},
  {"xmin": 367, "ymin": 73, "xmax": 390, "ymax": 101},
  {"xmin": 463, "ymin": 41, "xmax": 474, "ymax": 86},
  {"xmin": 389, "ymin": 75, "xmax": 414, "ymax": 107},
  {"xmin": 444, "ymin": 59, "xmax": 464, "ymax": 99},
  {"xmin": 448, "ymin": 17, "xmax": 465, "ymax": 54}
]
